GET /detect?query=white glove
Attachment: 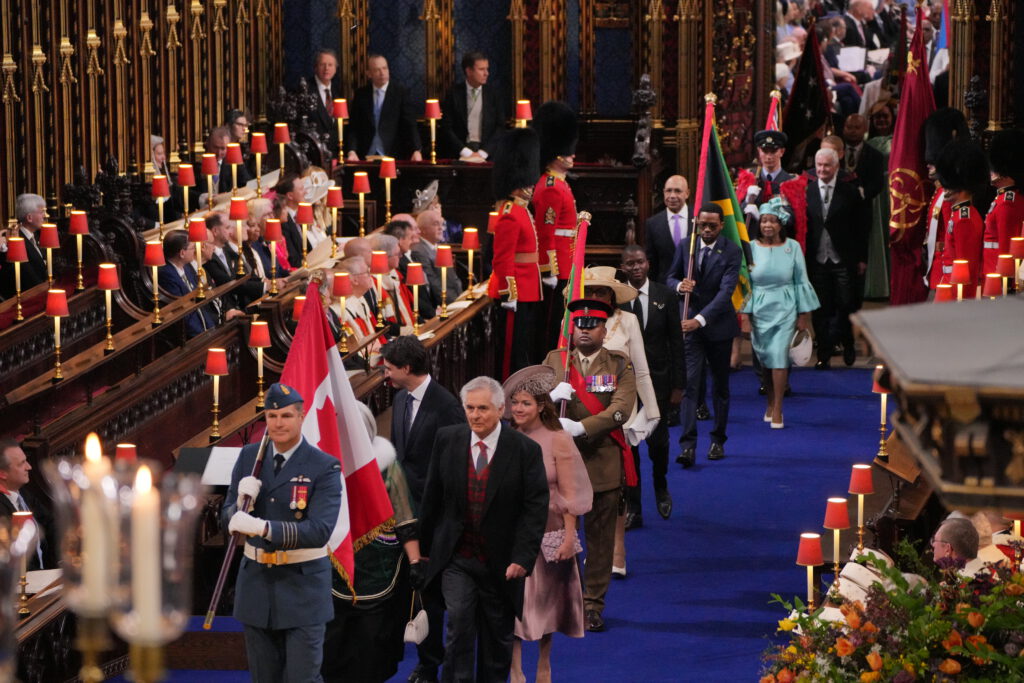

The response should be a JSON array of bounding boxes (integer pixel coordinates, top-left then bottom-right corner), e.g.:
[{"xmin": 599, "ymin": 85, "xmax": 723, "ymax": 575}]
[
  {"xmin": 745, "ymin": 184, "xmax": 761, "ymax": 201},
  {"xmin": 549, "ymin": 381, "xmax": 575, "ymax": 403},
  {"xmin": 229, "ymin": 511, "xmax": 268, "ymax": 538},
  {"xmin": 542, "ymin": 276, "xmax": 558, "ymax": 288},
  {"xmin": 559, "ymin": 418, "xmax": 586, "ymax": 437},
  {"xmin": 500, "ymin": 300, "xmax": 518, "ymax": 312},
  {"xmin": 236, "ymin": 476, "xmax": 262, "ymax": 508}
]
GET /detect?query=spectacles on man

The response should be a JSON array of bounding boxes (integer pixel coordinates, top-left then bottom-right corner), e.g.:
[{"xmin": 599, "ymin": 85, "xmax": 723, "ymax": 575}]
[{"xmin": 694, "ymin": 221, "xmax": 720, "ymax": 229}]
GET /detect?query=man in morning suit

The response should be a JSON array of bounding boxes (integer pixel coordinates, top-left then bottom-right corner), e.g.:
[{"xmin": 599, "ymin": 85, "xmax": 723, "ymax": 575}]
[
  {"xmin": 543, "ymin": 299, "xmax": 637, "ymax": 632},
  {"xmin": 346, "ymin": 55, "xmax": 423, "ymax": 161},
  {"xmin": 805, "ymin": 148, "xmax": 869, "ymax": 369},
  {"xmin": 645, "ymin": 175, "xmax": 691, "ymax": 284},
  {"xmin": 418, "ymin": 376, "xmax": 548, "ymax": 682},
  {"xmin": 202, "ymin": 212, "xmax": 265, "ymax": 309},
  {"xmin": 157, "ymin": 230, "xmax": 220, "ymax": 338},
  {"xmin": 309, "ymin": 49, "xmax": 343, "ymax": 149},
  {"xmin": 223, "ymin": 383, "xmax": 343, "ymax": 683},
  {"xmin": 667, "ymin": 203, "xmax": 741, "ymax": 465},
  {"xmin": 0, "ymin": 439, "xmax": 54, "ymax": 570},
  {"xmin": 439, "ymin": 52, "xmax": 506, "ymax": 162},
  {"xmin": 619, "ymin": 245, "xmax": 684, "ymax": 522},
  {"xmin": 381, "ymin": 335, "xmax": 465, "ymax": 683},
  {"xmin": 0, "ymin": 193, "xmax": 49, "ymax": 300},
  {"xmin": 741, "ymin": 130, "xmax": 795, "ymax": 240}
]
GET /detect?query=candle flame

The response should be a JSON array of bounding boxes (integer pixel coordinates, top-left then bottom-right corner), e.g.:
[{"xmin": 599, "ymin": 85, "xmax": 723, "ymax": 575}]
[
  {"xmin": 136, "ymin": 464, "xmax": 153, "ymax": 493},
  {"xmin": 85, "ymin": 433, "xmax": 102, "ymax": 463}
]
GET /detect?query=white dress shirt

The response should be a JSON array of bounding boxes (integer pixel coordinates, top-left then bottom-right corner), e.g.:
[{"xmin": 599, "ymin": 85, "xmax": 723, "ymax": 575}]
[
  {"xmin": 473, "ymin": 422, "xmax": 501, "ymax": 467},
  {"xmin": 406, "ymin": 375, "xmax": 432, "ymax": 427}
]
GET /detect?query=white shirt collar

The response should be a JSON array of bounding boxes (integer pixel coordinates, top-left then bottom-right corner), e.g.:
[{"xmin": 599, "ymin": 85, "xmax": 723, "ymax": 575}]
[
  {"xmin": 667, "ymin": 205, "xmax": 688, "ymax": 219},
  {"xmin": 635, "ymin": 279, "xmax": 649, "ymax": 296},
  {"xmin": 3, "ymin": 490, "xmax": 23, "ymax": 509},
  {"xmin": 375, "ymin": 82, "xmax": 389, "ymax": 96},
  {"xmin": 272, "ymin": 437, "xmax": 304, "ymax": 464},
  {"xmin": 409, "ymin": 374, "xmax": 432, "ymax": 402},
  {"xmin": 173, "ymin": 262, "xmax": 188, "ymax": 279},
  {"xmin": 820, "ymin": 178, "xmax": 835, "ymax": 191},
  {"xmin": 473, "ymin": 422, "xmax": 501, "ymax": 464}
]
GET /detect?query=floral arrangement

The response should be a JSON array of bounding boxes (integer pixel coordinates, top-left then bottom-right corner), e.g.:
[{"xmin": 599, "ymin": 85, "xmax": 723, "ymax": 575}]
[{"xmin": 761, "ymin": 544, "xmax": 1024, "ymax": 682}]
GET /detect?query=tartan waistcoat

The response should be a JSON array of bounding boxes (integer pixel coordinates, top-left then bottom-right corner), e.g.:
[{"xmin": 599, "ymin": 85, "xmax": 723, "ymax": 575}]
[{"xmin": 455, "ymin": 449, "xmax": 490, "ymax": 562}]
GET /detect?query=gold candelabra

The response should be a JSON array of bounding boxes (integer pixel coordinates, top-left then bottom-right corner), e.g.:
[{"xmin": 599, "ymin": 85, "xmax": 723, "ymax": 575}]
[{"xmin": 76, "ymin": 616, "xmax": 111, "ymax": 683}]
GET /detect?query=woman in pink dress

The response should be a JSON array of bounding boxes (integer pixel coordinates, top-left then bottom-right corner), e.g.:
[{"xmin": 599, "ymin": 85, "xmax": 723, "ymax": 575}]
[{"xmin": 504, "ymin": 366, "xmax": 593, "ymax": 683}]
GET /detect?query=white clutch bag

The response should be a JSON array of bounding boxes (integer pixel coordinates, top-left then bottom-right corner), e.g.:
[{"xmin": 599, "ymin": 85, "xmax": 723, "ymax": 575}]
[
  {"xmin": 541, "ymin": 528, "xmax": 583, "ymax": 562},
  {"xmin": 404, "ymin": 591, "xmax": 429, "ymax": 644},
  {"xmin": 789, "ymin": 328, "xmax": 813, "ymax": 367}
]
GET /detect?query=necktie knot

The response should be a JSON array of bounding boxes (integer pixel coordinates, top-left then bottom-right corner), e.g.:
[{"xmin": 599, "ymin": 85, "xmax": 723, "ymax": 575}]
[
  {"xmin": 475, "ymin": 441, "xmax": 488, "ymax": 473},
  {"xmin": 274, "ymin": 453, "xmax": 285, "ymax": 475}
]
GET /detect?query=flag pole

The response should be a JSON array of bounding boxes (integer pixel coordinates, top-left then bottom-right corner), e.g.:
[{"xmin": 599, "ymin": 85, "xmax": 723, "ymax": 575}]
[
  {"xmin": 558, "ymin": 211, "xmax": 591, "ymax": 417},
  {"xmin": 682, "ymin": 94, "xmax": 717, "ymax": 324}
]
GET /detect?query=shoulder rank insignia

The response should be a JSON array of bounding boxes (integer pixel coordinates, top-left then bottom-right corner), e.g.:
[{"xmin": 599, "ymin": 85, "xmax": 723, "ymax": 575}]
[
  {"xmin": 958, "ymin": 205, "xmax": 972, "ymax": 219},
  {"xmin": 546, "ymin": 175, "xmax": 556, "ymax": 187},
  {"xmin": 1005, "ymin": 190, "xmax": 1016, "ymax": 202},
  {"xmin": 545, "ymin": 206, "xmax": 557, "ymax": 225},
  {"xmin": 502, "ymin": 200, "xmax": 513, "ymax": 215}
]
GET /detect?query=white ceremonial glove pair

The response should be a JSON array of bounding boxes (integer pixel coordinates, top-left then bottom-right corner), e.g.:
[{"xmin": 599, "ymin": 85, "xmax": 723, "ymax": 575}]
[
  {"xmin": 229, "ymin": 511, "xmax": 268, "ymax": 538},
  {"xmin": 500, "ymin": 300, "xmax": 518, "ymax": 312},
  {"xmin": 559, "ymin": 418, "xmax": 586, "ymax": 437},
  {"xmin": 548, "ymin": 381, "xmax": 576, "ymax": 403},
  {"xmin": 542, "ymin": 276, "xmax": 559, "ymax": 288},
  {"xmin": 745, "ymin": 184, "xmax": 762, "ymax": 202},
  {"xmin": 236, "ymin": 476, "xmax": 262, "ymax": 508}
]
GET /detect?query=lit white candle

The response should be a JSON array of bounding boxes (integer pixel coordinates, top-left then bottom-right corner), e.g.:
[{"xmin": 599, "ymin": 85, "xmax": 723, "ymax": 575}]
[
  {"xmin": 880, "ymin": 392, "xmax": 887, "ymax": 426},
  {"xmin": 80, "ymin": 434, "xmax": 112, "ymax": 614},
  {"xmin": 806, "ymin": 565, "xmax": 814, "ymax": 607},
  {"xmin": 857, "ymin": 493, "xmax": 864, "ymax": 528},
  {"xmin": 105, "ymin": 289, "xmax": 112, "ymax": 326},
  {"xmin": 257, "ymin": 347, "xmax": 264, "ymax": 379},
  {"xmin": 213, "ymin": 374, "xmax": 220, "ymax": 405},
  {"xmin": 131, "ymin": 465, "xmax": 162, "ymax": 642},
  {"xmin": 54, "ymin": 316, "xmax": 61, "ymax": 348}
]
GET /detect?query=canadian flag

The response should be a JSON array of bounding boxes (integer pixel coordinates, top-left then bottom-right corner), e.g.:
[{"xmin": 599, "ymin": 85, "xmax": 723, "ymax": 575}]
[{"xmin": 279, "ymin": 281, "xmax": 394, "ymax": 585}]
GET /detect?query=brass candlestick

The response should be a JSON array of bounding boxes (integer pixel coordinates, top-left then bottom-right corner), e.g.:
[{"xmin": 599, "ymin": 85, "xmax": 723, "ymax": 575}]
[
  {"xmin": 255, "ymin": 153, "xmax": 263, "ymax": 196},
  {"xmin": 210, "ymin": 400, "xmax": 220, "ymax": 442},
  {"xmin": 53, "ymin": 317, "xmax": 64, "ymax": 381},
  {"xmin": 17, "ymin": 558, "xmax": 29, "ymax": 617},
  {"xmin": 429, "ymin": 119, "xmax": 437, "ymax": 164},
  {"xmin": 45, "ymin": 247, "xmax": 54, "ymax": 287},
  {"xmin": 385, "ymin": 177, "xmax": 392, "ymax": 223},
  {"xmin": 151, "ymin": 266, "xmax": 162, "ymax": 325},
  {"xmin": 301, "ymin": 225, "xmax": 308, "ymax": 268},
  {"xmin": 75, "ymin": 616, "xmax": 111, "ymax": 683},
  {"xmin": 330, "ymin": 207, "xmax": 339, "ymax": 259},
  {"xmin": 358, "ymin": 193, "xmax": 366, "ymax": 237},
  {"xmin": 194, "ymin": 246, "xmax": 206, "ymax": 300},
  {"xmin": 338, "ymin": 295, "xmax": 348, "ymax": 353},
  {"xmin": 104, "ymin": 289, "xmax": 114, "ymax": 353},
  {"xmin": 75, "ymin": 234, "xmax": 85, "ymax": 291},
  {"xmin": 235, "ymin": 221, "xmax": 246, "ymax": 276},
  {"xmin": 440, "ymin": 267, "xmax": 449, "ymax": 319},
  {"xmin": 129, "ymin": 644, "xmax": 165, "ymax": 683},
  {"xmin": 337, "ymin": 118, "xmax": 345, "ymax": 165},
  {"xmin": 375, "ymin": 276, "xmax": 385, "ymax": 329},
  {"xmin": 412, "ymin": 286, "xmax": 420, "ymax": 336},
  {"xmin": 269, "ymin": 247, "xmax": 279, "ymax": 295},
  {"xmin": 206, "ymin": 175, "xmax": 215, "ymax": 210},
  {"xmin": 256, "ymin": 375, "xmax": 265, "ymax": 410},
  {"xmin": 466, "ymin": 249, "xmax": 476, "ymax": 299},
  {"xmin": 877, "ymin": 392, "xmax": 889, "ymax": 462},
  {"xmin": 231, "ymin": 164, "xmax": 239, "ymax": 196},
  {"xmin": 157, "ymin": 198, "xmax": 165, "ymax": 238},
  {"xmin": 13, "ymin": 262, "xmax": 23, "ymax": 322}
]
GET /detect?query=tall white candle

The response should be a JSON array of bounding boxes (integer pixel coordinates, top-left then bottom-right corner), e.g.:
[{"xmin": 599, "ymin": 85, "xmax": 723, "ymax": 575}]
[
  {"xmin": 105, "ymin": 289, "xmax": 112, "ymax": 324},
  {"xmin": 213, "ymin": 374, "xmax": 220, "ymax": 405},
  {"xmin": 54, "ymin": 317, "xmax": 61, "ymax": 348},
  {"xmin": 857, "ymin": 493, "xmax": 865, "ymax": 528},
  {"xmin": 80, "ymin": 434, "xmax": 112, "ymax": 614},
  {"xmin": 880, "ymin": 393, "xmax": 887, "ymax": 426},
  {"xmin": 131, "ymin": 465, "xmax": 162, "ymax": 642},
  {"xmin": 257, "ymin": 347, "xmax": 264, "ymax": 379}
]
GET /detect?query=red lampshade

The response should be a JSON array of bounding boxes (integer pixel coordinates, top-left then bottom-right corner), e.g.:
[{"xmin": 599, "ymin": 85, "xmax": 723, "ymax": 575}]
[
  {"xmin": 515, "ymin": 99, "xmax": 532, "ymax": 121},
  {"xmin": 6, "ymin": 237, "xmax": 27, "ymax": 262},
  {"xmin": 45, "ymin": 289, "xmax": 69, "ymax": 317},
  {"xmin": 332, "ymin": 272, "xmax": 353, "ymax": 297},
  {"xmin": 352, "ymin": 171, "xmax": 371, "ymax": 194},
  {"xmin": 295, "ymin": 202, "xmax": 315, "ymax": 225},
  {"xmin": 996, "ymin": 254, "xmax": 1016, "ymax": 278},
  {"xmin": 435, "ymin": 244, "xmax": 454, "ymax": 268},
  {"xmin": 462, "ymin": 227, "xmax": 480, "ymax": 250},
  {"xmin": 487, "ymin": 211, "xmax": 499, "ymax": 234},
  {"xmin": 69, "ymin": 210, "xmax": 89, "ymax": 235},
  {"xmin": 848, "ymin": 464, "xmax": 874, "ymax": 495},
  {"xmin": 152, "ymin": 175, "xmax": 171, "ymax": 199},
  {"xmin": 97, "ymin": 263, "xmax": 120, "ymax": 290},
  {"xmin": 370, "ymin": 250, "xmax": 389, "ymax": 274},
  {"xmin": 249, "ymin": 131, "xmax": 268, "ymax": 155},
  {"xmin": 796, "ymin": 532, "xmax": 824, "ymax": 566},
  {"xmin": 115, "ymin": 443, "xmax": 138, "ymax": 463},
  {"xmin": 326, "ymin": 186, "xmax": 343, "ymax": 208},
  {"xmin": 934, "ymin": 283, "xmax": 955, "ymax": 302},
  {"xmin": 249, "ymin": 320, "xmax": 271, "ymax": 348},
  {"xmin": 178, "ymin": 163, "xmax": 196, "ymax": 187},
  {"xmin": 205, "ymin": 347, "xmax": 228, "ymax": 376},
  {"xmin": 11, "ymin": 511, "xmax": 33, "ymax": 534},
  {"xmin": 949, "ymin": 259, "xmax": 972, "ymax": 285},
  {"xmin": 405, "ymin": 262, "xmax": 426, "ymax": 286},
  {"xmin": 225, "ymin": 143, "xmax": 244, "ymax": 165},
  {"xmin": 273, "ymin": 122, "xmax": 291, "ymax": 144},
  {"xmin": 144, "ymin": 240, "xmax": 165, "ymax": 267},
  {"xmin": 982, "ymin": 273, "xmax": 1003, "ymax": 297},
  {"xmin": 332, "ymin": 98, "xmax": 349, "ymax": 119},
  {"xmin": 871, "ymin": 364, "xmax": 889, "ymax": 394},
  {"xmin": 38, "ymin": 223, "xmax": 60, "ymax": 249},
  {"xmin": 379, "ymin": 157, "xmax": 397, "ymax": 179},
  {"xmin": 201, "ymin": 153, "xmax": 219, "ymax": 176},
  {"xmin": 292, "ymin": 295, "xmax": 306, "ymax": 319},
  {"xmin": 1010, "ymin": 237, "xmax": 1024, "ymax": 259},
  {"xmin": 823, "ymin": 497, "xmax": 850, "ymax": 530},
  {"xmin": 188, "ymin": 216, "xmax": 208, "ymax": 243},
  {"xmin": 424, "ymin": 99, "xmax": 442, "ymax": 119},
  {"xmin": 264, "ymin": 218, "xmax": 282, "ymax": 242},
  {"xmin": 229, "ymin": 197, "xmax": 248, "ymax": 221}
]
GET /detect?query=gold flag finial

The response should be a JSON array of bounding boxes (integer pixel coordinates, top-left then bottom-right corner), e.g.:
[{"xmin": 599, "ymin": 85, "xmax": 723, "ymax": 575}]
[
  {"xmin": 58, "ymin": 37, "xmax": 77, "ymax": 85},
  {"xmin": 30, "ymin": 45, "xmax": 48, "ymax": 93},
  {"xmin": 704, "ymin": 92, "xmax": 717, "ymax": 104}
]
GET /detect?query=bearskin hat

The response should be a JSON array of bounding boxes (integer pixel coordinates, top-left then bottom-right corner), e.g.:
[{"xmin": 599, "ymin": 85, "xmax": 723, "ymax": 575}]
[
  {"xmin": 491, "ymin": 128, "xmax": 541, "ymax": 200},
  {"xmin": 924, "ymin": 107, "xmax": 970, "ymax": 166},
  {"xmin": 935, "ymin": 140, "xmax": 988, "ymax": 195},
  {"xmin": 989, "ymin": 128, "xmax": 1024, "ymax": 185},
  {"xmin": 532, "ymin": 100, "xmax": 579, "ymax": 170}
]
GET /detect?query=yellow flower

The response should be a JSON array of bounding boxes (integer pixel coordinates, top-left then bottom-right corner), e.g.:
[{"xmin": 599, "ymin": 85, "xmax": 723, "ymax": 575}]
[{"xmin": 778, "ymin": 618, "xmax": 797, "ymax": 631}]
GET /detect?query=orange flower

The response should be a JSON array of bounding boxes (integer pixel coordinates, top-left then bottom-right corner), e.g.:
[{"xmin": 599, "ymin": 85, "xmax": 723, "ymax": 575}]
[
  {"xmin": 1004, "ymin": 582, "xmax": 1024, "ymax": 596},
  {"xmin": 966, "ymin": 634, "xmax": 988, "ymax": 647},
  {"xmin": 866, "ymin": 651, "xmax": 883, "ymax": 671},
  {"xmin": 760, "ymin": 676, "xmax": 776, "ymax": 683},
  {"xmin": 776, "ymin": 669, "xmax": 795, "ymax": 683},
  {"xmin": 836, "ymin": 637, "xmax": 857, "ymax": 657},
  {"xmin": 938, "ymin": 659, "xmax": 962, "ymax": 675},
  {"xmin": 967, "ymin": 611, "xmax": 985, "ymax": 628},
  {"xmin": 955, "ymin": 602, "xmax": 972, "ymax": 615},
  {"xmin": 942, "ymin": 630, "xmax": 963, "ymax": 650},
  {"xmin": 861, "ymin": 621, "xmax": 879, "ymax": 634},
  {"xmin": 846, "ymin": 611, "xmax": 862, "ymax": 629},
  {"xmin": 860, "ymin": 673, "xmax": 881, "ymax": 683}
]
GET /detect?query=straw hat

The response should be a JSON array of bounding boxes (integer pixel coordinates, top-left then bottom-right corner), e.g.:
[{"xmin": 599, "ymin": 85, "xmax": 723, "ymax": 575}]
[{"xmin": 565, "ymin": 265, "xmax": 637, "ymax": 305}]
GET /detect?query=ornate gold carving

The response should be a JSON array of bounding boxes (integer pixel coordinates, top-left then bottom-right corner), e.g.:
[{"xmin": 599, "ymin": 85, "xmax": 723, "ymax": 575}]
[
  {"xmin": 1, "ymin": 54, "xmax": 19, "ymax": 103},
  {"xmin": 945, "ymin": 387, "xmax": 981, "ymax": 423},
  {"xmin": 58, "ymin": 37, "xmax": 77, "ymax": 86},
  {"xmin": 256, "ymin": 0, "xmax": 270, "ymax": 18},
  {"xmin": 1005, "ymin": 430, "xmax": 1024, "ymax": 485},
  {"xmin": 30, "ymin": 45, "xmax": 48, "ymax": 94},
  {"xmin": 419, "ymin": 0, "xmax": 440, "ymax": 20},
  {"xmin": 507, "ymin": 0, "xmax": 527, "ymax": 20},
  {"xmin": 236, "ymin": 0, "xmax": 250, "ymax": 25},
  {"xmin": 140, "ymin": 12, "xmax": 156, "ymax": 58},
  {"xmin": 191, "ymin": 2, "xmax": 207, "ymax": 41},
  {"xmin": 167, "ymin": 5, "xmax": 182, "ymax": 50},
  {"xmin": 86, "ymin": 30, "xmax": 104, "ymax": 77},
  {"xmin": 213, "ymin": 0, "xmax": 229, "ymax": 32},
  {"xmin": 113, "ymin": 20, "xmax": 130, "ymax": 66}
]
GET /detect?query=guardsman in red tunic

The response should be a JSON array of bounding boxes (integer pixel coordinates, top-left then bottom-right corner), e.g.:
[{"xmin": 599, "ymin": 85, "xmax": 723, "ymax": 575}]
[
  {"xmin": 489, "ymin": 127, "xmax": 543, "ymax": 375},
  {"xmin": 983, "ymin": 129, "xmax": 1024, "ymax": 275},
  {"xmin": 925, "ymin": 183, "xmax": 952, "ymax": 290},
  {"xmin": 531, "ymin": 101, "xmax": 581, "ymax": 350},
  {"xmin": 935, "ymin": 140, "xmax": 988, "ymax": 287},
  {"xmin": 922, "ymin": 108, "xmax": 972, "ymax": 291}
]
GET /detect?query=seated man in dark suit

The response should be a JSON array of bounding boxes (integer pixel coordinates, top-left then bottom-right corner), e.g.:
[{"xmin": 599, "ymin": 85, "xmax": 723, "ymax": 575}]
[
  {"xmin": 157, "ymin": 229, "xmax": 222, "ymax": 338},
  {"xmin": 0, "ymin": 193, "xmax": 49, "ymax": 299},
  {"xmin": 346, "ymin": 54, "xmax": 423, "ymax": 162},
  {"xmin": 439, "ymin": 51, "xmax": 506, "ymax": 163},
  {"xmin": 412, "ymin": 208, "xmax": 463, "ymax": 308},
  {"xmin": 202, "ymin": 212, "xmax": 265, "ymax": 309},
  {"xmin": 667, "ymin": 203, "xmax": 742, "ymax": 465},
  {"xmin": 0, "ymin": 439, "xmax": 56, "ymax": 570},
  {"xmin": 205, "ymin": 126, "xmax": 252, "ymax": 195},
  {"xmin": 272, "ymin": 175, "xmax": 307, "ymax": 271},
  {"xmin": 644, "ymin": 174, "xmax": 691, "ymax": 284}
]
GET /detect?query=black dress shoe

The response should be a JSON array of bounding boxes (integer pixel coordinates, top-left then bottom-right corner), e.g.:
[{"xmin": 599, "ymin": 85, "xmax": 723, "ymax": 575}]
[
  {"xmin": 707, "ymin": 443, "xmax": 725, "ymax": 460},
  {"xmin": 585, "ymin": 610, "xmax": 606, "ymax": 632},
  {"xmin": 843, "ymin": 344, "xmax": 856, "ymax": 366},
  {"xmin": 655, "ymin": 489, "xmax": 672, "ymax": 519},
  {"xmin": 624, "ymin": 510, "xmax": 644, "ymax": 530},
  {"xmin": 814, "ymin": 360, "xmax": 830, "ymax": 370},
  {"xmin": 758, "ymin": 383, "xmax": 767, "ymax": 396},
  {"xmin": 696, "ymin": 404, "xmax": 711, "ymax": 420},
  {"xmin": 676, "ymin": 447, "xmax": 695, "ymax": 468}
]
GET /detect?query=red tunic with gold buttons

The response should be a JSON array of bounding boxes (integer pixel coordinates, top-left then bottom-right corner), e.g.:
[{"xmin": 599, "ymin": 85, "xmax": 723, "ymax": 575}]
[
  {"xmin": 926, "ymin": 189, "xmax": 952, "ymax": 290},
  {"xmin": 488, "ymin": 198, "xmax": 542, "ymax": 302},
  {"xmin": 940, "ymin": 200, "xmax": 984, "ymax": 286},
  {"xmin": 983, "ymin": 187, "xmax": 1024, "ymax": 274},
  {"xmin": 532, "ymin": 170, "xmax": 577, "ymax": 280}
]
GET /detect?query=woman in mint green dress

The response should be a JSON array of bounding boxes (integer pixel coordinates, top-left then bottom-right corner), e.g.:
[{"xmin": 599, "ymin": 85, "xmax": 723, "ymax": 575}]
[{"xmin": 740, "ymin": 197, "xmax": 819, "ymax": 428}]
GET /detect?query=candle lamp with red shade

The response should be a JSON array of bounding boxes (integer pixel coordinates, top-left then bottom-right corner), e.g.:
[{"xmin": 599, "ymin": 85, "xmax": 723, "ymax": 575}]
[
  {"xmin": 12, "ymin": 510, "xmax": 36, "ymax": 617},
  {"xmin": 201, "ymin": 153, "xmax": 219, "ymax": 209},
  {"xmin": 353, "ymin": 172, "xmax": 371, "ymax": 237},
  {"xmin": 229, "ymin": 197, "xmax": 249, "ymax": 275},
  {"xmin": 38, "ymin": 222, "xmax": 60, "ymax": 287},
  {"xmin": 144, "ymin": 240, "xmax": 165, "ymax": 326},
  {"xmin": 379, "ymin": 157, "xmax": 397, "ymax": 222},
  {"xmin": 796, "ymin": 533, "xmax": 824, "ymax": 611},
  {"xmin": 250, "ymin": 132, "xmax": 268, "ymax": 196},
  {"xmin": 116, "ymin": 444, "xmax": 138, "ymax": 464},
  {"xmin": 405, "ymin": 262, "xmax": 426, "ymax": 336},
  {"xmin": 872, "ymin": 365, "xmax": 890, "ymax": 462},
  {"xmin": 370, "ymin": 250, "xmax": 389, "ymax": 328},
  {"xmin": 225, "ymin": 143, "xmax": 244, "ymax": 195},
  {"xmin": 332, "ymin": 272, "xmax": 352, "ymax": 353},
  {"xmin": 934, "ymin": 283, "xmax": 955, "ymax": 302},
  {"xmin": 249, "ymin": 321, "xmax": 271, "ymax": 409},
  {"xmin": 152, "ymin": 175, "xmax": 171, "ymax": 237},
  {"xmin": 823, "ymin": 498, "xmax": 850, "ymax": 590},
  {"xmin": 46, "ymin": 288, "xmax": 69, "ymax": 381},
  {"xmin": 515, "ymin": 100, "xmax": 532, "ymax": 128},
  {"xmin": 949, "ymin": 259, "xmax": 972, "ymax": 301},
  {"xmin": 333, "ymin": 99, "xmax": 348, "ymax": 165},
  {"xmin": 178, "ymin": 164, "xmax": 196, "ymax": 215},
  {"xmin": 274, "ymin": 123, "xmax": 290, "ymax": 175},
  {"xmin": 295, "ymin": 202, "xmax": 314, "ymax": 268},
  {"xmin": 848, "ymin": 464, "xmax": 875, "ymax": 550},
  {"xmin": 264, "ymin": 218, "xmax": 282, "ymax": 295},
  {"xmin": 205, "ymin": 348, "xmax": 228, "ymax": 440},
  {"xmin": 462, "ymin": 227, "xmax": 480, "ymax": 297},
  {"xmin": 326, "ymin": 186, "xmax": 343, "ymax": 258},
  {"xmin": 425, "ymin": 99, "xmax": 441, "ymax": 163},
  {"xmin": 436, "ymin": 245, "xmax": 454, "ymax": 319},
  {"xmin": 1010, "ymin": 237, "xmax": 1024, "ymax": 290},
  {"xmin": 6, "ymin": 237, "xmax": 27, "ymax": 321},
  {"xmin": 98, "ymin": 263, "xmax": 120, "ymax": 353},
  {"xmin": 69, "ymin": 210, "xmax": 89, "ymax": 291},
  {"xmin": 188, "ymin": 217, "xmax": 208, "ymax": 300},
  {"xmin": 996, "ymin": 254, "xmax": 1015, "ymax": 295},
  {"xmin": 981, "ymin": 273, "xmax": 1003, "ymax": 299}
]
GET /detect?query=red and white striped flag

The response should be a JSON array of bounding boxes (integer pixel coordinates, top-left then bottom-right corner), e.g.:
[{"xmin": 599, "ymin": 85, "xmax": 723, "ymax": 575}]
[{"xmin": 280, "ymin": 281, "xmax": 394, "ymax": 586}]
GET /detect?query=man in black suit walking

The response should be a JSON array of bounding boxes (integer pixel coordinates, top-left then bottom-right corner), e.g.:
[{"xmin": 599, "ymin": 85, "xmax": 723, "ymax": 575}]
[
  {"xmin": 805, "ymin": 148, "xmax": 869, "ymax": 368},
  {"xmin": 381, "ymin": 336, "xmax": 464, "ymax": 683},
  {"xmin": 346, "ymin": 55, "xmax": 423, "ymax": 161},
  {"xmin": 0, "ymin": 439, "xmax": 55, "ymax": 570},
  {"xmin": 438, "ymin": 51, "xmax": 506, "ymax": 163},
  {"xmin": 667, "ymin": 204, "xmax": 742, "ymax": 465},
  {"xmin": 418, "ymin": 376, "xmax": 548, "ymax": 683},
  {"xmin": 619, "ymin": 246, "xmax": 683, "ymax": 521},
  {"xmin": 645, "ymin": 175, "xmax": 691, "ymax": 284}
]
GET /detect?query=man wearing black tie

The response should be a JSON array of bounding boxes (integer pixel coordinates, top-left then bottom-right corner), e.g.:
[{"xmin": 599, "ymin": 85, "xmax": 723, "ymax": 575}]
[
  {"xmin": 0, "ymin": 439, "xmax": 55, "ymax": 570},
  {"xmin": 742, "ymin": 131, "xmax": 795, "ymax": 240},
  {"xmin": 381, "ymin": 336, "xmax": 465, "ymax": 683},
  {"xmin": 346, "ymin": 55, "xmax": 423, "ymax": 162},
  {"xmin": 310, "ymin": 49, "xmax": 343, "ymax": 148},
  {"xmin": 0, "ymin": 193, "xmax": 49, "ymax": 299},
  {"xmin": 439, "ymin": 51, "xmax": 506, "ymax": 162}
]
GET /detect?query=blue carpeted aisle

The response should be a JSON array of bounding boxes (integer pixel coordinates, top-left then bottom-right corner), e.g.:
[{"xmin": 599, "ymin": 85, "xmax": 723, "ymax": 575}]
[{"xmin": 144, "ymin": 366, "xmax": 876, "ymax": 682}]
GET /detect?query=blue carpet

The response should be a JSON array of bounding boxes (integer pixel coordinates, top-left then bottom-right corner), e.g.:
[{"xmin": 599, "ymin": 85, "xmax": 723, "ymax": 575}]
[{"xmin": 141, "ymin": 366, "xmax": 876, "ymax": 682}]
